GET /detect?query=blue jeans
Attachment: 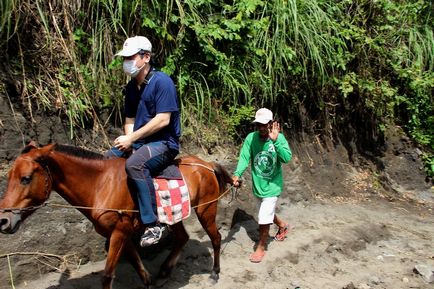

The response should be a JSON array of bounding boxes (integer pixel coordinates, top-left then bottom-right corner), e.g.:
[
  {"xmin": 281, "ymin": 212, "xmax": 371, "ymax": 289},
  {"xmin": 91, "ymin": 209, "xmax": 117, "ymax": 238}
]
[{"xmin": 106, "ymin": 141, "xmax": 178, "ymax": 224}]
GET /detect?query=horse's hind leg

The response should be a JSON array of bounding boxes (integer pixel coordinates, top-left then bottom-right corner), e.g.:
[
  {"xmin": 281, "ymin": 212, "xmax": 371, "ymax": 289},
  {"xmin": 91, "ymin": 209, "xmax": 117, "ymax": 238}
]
[
  {"xmin": 157, "ymin": 222, "xmax": 189, "ymax": 281},
  {"xmin": 123, "ymin": 239, "xmax": 152, "ymax": 286},
  {"xmin": 195, "ymin": 203, "xmax": 221, "ymax": 282}
]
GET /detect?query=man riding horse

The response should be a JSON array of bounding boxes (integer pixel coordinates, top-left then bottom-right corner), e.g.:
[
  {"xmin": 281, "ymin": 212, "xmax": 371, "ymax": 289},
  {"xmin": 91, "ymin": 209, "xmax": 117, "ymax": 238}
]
[{"xmin": 106, "ymin": 36, "xmax": 181, "ymax": 247}]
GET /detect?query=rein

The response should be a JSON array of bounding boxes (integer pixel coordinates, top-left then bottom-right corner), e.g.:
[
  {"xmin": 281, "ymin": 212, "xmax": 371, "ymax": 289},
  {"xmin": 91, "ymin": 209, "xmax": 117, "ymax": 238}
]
[
  {"xmin": 0, "ymin": 186, "xmax": 237, "ymax": 214},
  {"xmin": 0, "ymin": 203, "xmax": 48, "ymax": 214}
]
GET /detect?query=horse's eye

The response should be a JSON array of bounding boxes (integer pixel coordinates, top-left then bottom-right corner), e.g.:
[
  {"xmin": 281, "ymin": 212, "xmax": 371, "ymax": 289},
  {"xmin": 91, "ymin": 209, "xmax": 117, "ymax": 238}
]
[{"xmin": 20, "ymin": 176, "xmax": 32, "ymax": 185}]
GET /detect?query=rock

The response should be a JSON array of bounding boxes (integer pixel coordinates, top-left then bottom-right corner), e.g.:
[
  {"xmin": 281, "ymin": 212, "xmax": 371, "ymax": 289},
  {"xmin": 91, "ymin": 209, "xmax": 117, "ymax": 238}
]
[
  {"xmin": 368, "ymin": 275, "xmax": 381, "ymax": 285},
  {"xmin": 292, "ymin": 192, "xmax": 304, "ymax": 202},
  {"xmin": 357, "ymin": 283, "xmax": 372, "ymax": 289},
  {"xmin": 342, "ymin": 282, "xmax": 356, "ymax": 289},
  {"xmin": 414, "ymin": 264, "xmax": 434, "ymax": 283}
]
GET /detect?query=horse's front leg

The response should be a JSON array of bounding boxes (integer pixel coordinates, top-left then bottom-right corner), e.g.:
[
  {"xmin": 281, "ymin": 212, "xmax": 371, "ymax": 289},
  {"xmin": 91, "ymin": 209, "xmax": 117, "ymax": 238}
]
[{"xmin": 102, "ymin": 229, "xmax": 129, "ymax": 289}]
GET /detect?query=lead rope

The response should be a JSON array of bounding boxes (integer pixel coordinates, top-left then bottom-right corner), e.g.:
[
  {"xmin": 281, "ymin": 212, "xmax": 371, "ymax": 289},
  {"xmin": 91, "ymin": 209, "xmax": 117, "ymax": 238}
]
[
  {"xmin": 0, "ymin": 186, "xmax": 236, "ymax": 215},
  {"xmin": 0, "ymin": 162, "xmax": 235, "ymax": 214},
  {"xmin": 46, "ymin": 185, "xmax": 234, "ymax": 212}
]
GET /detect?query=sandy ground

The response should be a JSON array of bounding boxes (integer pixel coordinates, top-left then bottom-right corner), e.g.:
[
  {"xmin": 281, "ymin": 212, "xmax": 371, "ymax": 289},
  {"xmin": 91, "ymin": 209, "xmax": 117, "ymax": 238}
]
[
  {"xmin": 1, "ymin": 133, "xmax": 434, "ymax": 289},
  {"xmin": 6, "ymin": 184, "xmax": 434, "ymax": 289}
]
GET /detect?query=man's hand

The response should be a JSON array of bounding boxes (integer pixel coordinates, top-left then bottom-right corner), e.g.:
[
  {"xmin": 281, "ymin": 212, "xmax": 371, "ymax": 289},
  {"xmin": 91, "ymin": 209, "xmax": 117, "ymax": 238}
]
[
  {"xmin": 232, "ymin": 176, "xmax": 241, "ymax": 187},
  {"xmin": 268, "ymin": 121, "xmax": 280, "ymax": 141},
  {"xmin": 114, "ymin": 135, "xmax": 133, "ymax": 152}
]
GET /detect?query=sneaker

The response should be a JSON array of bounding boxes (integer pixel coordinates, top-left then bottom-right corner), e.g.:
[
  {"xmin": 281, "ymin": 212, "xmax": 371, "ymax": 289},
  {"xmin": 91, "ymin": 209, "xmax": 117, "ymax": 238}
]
[{"xmin": 140, "ymin": 225, "xmax": 165, "ymax": 247}]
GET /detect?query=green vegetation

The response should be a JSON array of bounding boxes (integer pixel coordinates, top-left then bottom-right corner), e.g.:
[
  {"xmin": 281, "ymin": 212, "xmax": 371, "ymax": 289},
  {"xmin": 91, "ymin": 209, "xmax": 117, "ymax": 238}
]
[{"xmin": 0, "ymin": 0, "xmax": 432, "ymax": 176}]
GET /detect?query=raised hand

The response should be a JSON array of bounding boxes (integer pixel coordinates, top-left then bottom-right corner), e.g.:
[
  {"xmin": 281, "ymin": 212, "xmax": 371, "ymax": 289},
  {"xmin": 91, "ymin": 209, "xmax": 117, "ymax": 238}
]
[{"xmin": 268, "ymin": 121, "xmax": 280, "ymax": 141}]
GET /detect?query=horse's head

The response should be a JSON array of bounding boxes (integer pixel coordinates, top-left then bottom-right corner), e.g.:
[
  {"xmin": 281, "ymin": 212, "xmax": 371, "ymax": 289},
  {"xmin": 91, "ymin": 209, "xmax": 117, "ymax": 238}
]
[{"xmin": 0, "ymin": 142, "xmax": 56, "ymax": 234}]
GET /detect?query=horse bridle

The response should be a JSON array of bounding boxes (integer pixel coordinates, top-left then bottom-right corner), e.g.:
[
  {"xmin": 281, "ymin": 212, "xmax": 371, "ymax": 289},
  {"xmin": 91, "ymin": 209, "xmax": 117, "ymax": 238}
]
[
  {"xmin": 40, "ymin": 161, "xmax": 53, "ymax": 200},
  {"xmin": 0, "ymin": 160, "xmax": 52, "ymax": 214}
]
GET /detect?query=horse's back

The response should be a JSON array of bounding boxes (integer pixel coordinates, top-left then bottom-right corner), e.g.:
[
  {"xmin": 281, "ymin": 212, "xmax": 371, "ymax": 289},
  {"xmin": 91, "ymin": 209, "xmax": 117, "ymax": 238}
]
[
  {"xmin": 177, "ymin": 155, "xmax": 217, "ymax": 180},
  {"xmin": 177, "ymin": 155, "xmax": 232, "ymax": 206},
  {"xmin": 178, "ymin": 155, "xmax": 212, "ymax": 165}
]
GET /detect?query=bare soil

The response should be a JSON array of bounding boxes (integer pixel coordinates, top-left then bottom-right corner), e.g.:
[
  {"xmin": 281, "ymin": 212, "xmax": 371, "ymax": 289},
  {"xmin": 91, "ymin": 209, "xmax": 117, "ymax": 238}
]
[{"xmin": 0, "ymin": 94, "xmax": 433, "ymax": 289}]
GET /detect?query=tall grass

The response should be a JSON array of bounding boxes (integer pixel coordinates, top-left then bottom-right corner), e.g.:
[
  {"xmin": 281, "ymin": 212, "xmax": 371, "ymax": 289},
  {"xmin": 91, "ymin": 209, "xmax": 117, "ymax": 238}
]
[
  {"xmin": 1, "ymin": 0, "xmax": 432, "ymax": 157},
  {"xmin": 1, "ymin": 0, "xmax": 342, "ymax": 133},
  {"xmin": 0, "ymin": 0, "xmax": 17, "ymax": 40},
  {"xmin": 406, "ymin": 27, "xmax": 434, "ymax": 72}
]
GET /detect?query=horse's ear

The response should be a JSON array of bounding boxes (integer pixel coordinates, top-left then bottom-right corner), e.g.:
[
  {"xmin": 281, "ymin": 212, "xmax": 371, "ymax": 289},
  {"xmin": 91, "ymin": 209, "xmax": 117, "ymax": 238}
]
[
  {"xmin": 21, "ymin": 141, "xmax": 39, "ymax": 154},
  {"xmin": 37, "ymin": 143, "xmax": 57, "ymax": 156},
  {"xmin": 32, "ymin": 143, "xmax": 57, "ymax": 164}
]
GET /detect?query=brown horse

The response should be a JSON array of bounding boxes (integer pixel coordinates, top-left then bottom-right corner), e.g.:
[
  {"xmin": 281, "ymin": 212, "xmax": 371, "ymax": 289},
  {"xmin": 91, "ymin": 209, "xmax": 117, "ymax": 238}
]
[{"xmin": 0, "ymin": 143, "xmax": 233, "ymax": 289}]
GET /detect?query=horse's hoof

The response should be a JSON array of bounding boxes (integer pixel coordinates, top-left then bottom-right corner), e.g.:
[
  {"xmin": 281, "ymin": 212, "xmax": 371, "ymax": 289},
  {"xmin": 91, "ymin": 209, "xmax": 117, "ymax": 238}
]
[
  {"xmin": 209, "ymin": 272, "xmax": 219, "ymax": 284},
  {"xmin": 154, "ymin": 276, "xmax": 170, "ymax": 288}
]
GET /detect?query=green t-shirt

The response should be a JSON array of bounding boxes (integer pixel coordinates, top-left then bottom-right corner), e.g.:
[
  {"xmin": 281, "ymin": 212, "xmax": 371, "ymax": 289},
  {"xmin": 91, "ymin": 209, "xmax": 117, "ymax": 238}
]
[{"xmin": 233, "ymin": 131, "xmax": 292, "ymax": 198}]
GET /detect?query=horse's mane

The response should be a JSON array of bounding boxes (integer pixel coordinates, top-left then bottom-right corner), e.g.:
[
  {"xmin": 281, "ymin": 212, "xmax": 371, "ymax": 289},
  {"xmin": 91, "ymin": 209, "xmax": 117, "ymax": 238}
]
[{"xmin": 54, "ymin": 144, "xmax": 105, "ymax": 160}]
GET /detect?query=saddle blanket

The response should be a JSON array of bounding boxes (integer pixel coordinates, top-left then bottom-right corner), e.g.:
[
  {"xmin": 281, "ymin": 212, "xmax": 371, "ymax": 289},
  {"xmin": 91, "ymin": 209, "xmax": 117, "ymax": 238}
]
[{"xmin": 154, "ymin": 178, "xmax": 191, "ymax": 225}]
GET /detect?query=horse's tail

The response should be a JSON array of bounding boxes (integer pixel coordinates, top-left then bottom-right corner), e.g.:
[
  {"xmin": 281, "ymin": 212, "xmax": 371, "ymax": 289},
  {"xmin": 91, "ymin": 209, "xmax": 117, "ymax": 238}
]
[{"xmin": 211, "ymin": 162, "xmax": 233, "ymax": 194}]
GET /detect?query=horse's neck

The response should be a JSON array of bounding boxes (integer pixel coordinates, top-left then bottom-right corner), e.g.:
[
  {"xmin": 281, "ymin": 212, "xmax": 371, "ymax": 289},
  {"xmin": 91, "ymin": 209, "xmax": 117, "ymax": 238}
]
[
  {"xmin": 47, "ymin": 152, "xmax": 135, "ymax": 224},
  {"xmin": 49, "ymin": 153, "xmax": 104, "ymax": 206}
]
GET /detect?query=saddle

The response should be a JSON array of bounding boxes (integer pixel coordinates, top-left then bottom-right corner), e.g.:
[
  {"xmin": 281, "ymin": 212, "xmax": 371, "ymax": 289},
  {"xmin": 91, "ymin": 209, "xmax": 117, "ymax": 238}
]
[{"xmin": 154, "ymin": 163, "xmax": 182, "ymax": 180}]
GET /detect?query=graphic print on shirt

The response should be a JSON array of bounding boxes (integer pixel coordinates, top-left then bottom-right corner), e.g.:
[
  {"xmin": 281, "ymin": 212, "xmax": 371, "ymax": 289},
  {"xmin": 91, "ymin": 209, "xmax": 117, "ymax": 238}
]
[{"xmin": 253, "ymin": 143, "xmax": 276, "ymax": 179}]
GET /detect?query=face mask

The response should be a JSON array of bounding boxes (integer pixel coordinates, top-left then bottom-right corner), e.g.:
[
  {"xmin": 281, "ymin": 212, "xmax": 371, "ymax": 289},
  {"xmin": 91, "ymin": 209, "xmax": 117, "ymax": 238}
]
[{"xmin": 123, "ymin": 59, "xmax": 144, "ymax": 78}]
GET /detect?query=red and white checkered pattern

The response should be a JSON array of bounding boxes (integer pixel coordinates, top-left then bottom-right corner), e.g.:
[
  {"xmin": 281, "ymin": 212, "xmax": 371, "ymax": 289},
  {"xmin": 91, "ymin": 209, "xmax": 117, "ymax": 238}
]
[{"xmin": 154, "ymin": 178, "xmax": 191, "ymax": 225}]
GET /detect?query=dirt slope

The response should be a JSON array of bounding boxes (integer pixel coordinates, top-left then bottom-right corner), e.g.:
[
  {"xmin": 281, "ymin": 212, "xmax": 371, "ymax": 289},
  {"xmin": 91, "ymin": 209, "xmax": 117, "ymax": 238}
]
[
  {"xmin": 0, "ymin": 126, "xmax": 433, "ymax": 289},
  {"xmin": 1, "ymin": 89, "xmax": 433, "ymax": 289}
]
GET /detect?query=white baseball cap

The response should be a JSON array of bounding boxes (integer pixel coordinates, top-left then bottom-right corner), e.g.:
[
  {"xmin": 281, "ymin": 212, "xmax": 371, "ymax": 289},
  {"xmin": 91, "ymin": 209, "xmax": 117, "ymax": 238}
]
[
  {"xmin": 115, "ymin": 36, "xmax": 152, "ymax": 57},
  {"xmin": 253, "ymin": 108, "xmax": 273, "ymax": 124}
]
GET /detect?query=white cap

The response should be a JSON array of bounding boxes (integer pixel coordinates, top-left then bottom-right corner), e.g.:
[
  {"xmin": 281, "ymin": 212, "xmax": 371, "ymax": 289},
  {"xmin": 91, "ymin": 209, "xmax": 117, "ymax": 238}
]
[
  {"xmin": 253, "ymin": 108, "xmax": 273, "ymax": 124},
  {"xmin": 115, "ymin": 36, "xmax": 152, "ymax": 57}
]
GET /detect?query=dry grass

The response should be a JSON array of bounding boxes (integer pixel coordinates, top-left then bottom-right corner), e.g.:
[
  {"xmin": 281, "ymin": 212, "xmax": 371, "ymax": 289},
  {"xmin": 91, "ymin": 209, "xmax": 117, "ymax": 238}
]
[{"xmin": 0, "ymin": 252, "xmax": 82, "ymax": 289}]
